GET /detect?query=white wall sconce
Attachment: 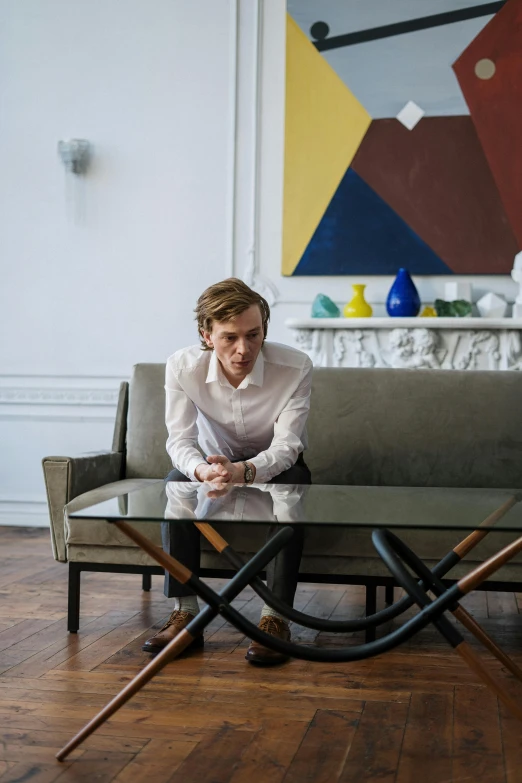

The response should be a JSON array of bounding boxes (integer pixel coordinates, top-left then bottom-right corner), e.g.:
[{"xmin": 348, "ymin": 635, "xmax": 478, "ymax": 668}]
[{"xmin": 57, "ymin": 139, "xmax": 91, "ymax": 175}]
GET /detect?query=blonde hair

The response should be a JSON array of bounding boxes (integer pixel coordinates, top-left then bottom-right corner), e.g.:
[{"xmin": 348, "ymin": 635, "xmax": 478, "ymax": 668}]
[{"xmin": 195, "ymin": 278, "xmax": 270, "ymax": 351}]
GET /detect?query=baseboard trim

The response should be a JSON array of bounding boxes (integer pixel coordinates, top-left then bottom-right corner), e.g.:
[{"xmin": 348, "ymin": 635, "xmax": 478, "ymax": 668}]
[{"xmin": 0, "ymin": 500, "xmax": 50, "ymax": 528}]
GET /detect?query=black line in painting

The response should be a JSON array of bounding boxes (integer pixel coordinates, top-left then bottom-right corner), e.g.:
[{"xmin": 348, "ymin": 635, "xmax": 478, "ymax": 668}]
[{"xmin": 313, "ymin": 2, "xmax": 506, "ymax": 51}]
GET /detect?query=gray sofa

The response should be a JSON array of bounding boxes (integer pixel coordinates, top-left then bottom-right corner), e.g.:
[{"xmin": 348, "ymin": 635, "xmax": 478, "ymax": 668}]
[{"xmin": 42, "ymin": 364, "xmax": 522, "ymax": 633}]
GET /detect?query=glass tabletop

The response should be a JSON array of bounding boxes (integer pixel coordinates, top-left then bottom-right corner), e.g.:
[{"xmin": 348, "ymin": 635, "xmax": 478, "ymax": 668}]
[{"xmin": 68, "ymin": 481, "xmax": 522, "ymax": 532}]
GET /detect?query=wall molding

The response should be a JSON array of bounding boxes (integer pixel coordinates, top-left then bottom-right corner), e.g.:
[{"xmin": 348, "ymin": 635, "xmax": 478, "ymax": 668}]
[
  {"xmin": 0, "ymin": 375, "xmax": 122, "ymax": 422},
  {"xmin": 0, "ymin": 374, "xmax": 123, "ymax": 409},
  {"xmin": 0, "ymin": 499, "xmax": 50, "ymax": 528},
  {"xmin": 0, "ymin": 387, "xmax": 120, "ymax": 406}
]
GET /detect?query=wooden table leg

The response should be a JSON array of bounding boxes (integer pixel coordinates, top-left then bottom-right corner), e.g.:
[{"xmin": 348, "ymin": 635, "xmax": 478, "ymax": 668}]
[
  {"xmin": 452, "ymin": 605, "xmax": 522, "ymax": 683},
  {"xmin": 56, "ymin": 627, "xmax": 195, "ymax": 760},
  {"xmin": 456, "ymin": 640, "xmax": 522, "ymax": 722}
]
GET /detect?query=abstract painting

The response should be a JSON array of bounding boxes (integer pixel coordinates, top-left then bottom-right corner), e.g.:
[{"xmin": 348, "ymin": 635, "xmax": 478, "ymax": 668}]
[{"xmin": 283, "ymin": 0, "xmax": 521, "ymax": 276}]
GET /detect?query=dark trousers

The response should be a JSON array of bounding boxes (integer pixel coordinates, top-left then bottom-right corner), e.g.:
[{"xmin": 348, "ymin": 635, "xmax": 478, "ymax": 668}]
[{"xmin": 162, "ymin": 457, "xmax": 311, "ymax": 607}]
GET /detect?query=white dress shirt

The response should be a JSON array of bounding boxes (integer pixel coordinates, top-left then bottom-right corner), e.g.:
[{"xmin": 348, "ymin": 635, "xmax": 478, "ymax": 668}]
[{"xmin": 165, "ymin": 341, "xmax": 313, "ymax": 482}]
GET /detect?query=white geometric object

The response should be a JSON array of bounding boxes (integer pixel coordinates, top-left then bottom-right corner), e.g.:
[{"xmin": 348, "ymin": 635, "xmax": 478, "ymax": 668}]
[
  {"xmin": 444, "ymin": 281, "xmax": 472, "ymax": 302},
  {"xmin": 396, "ymin": 100, "xmax": 425, "ymax": 130},
  {"xmin": 477, "ymin": 292, "xmax": 508, "ymax": 318},
  {"xmin": 511, "ymin": 251, "xmax": 522, "ymax": 306},
  {"xmin": 513, "ymin": 304, "xmax": 522, "ymax": 319}
]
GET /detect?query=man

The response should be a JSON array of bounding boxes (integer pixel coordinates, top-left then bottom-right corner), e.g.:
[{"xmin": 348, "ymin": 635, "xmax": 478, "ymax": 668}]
[{"xmin": 143, "ymin": 278, "xmax": 313, "ymax": 664}]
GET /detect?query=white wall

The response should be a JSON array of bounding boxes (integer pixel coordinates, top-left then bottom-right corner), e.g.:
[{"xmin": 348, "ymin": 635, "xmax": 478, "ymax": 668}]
[
  {"xmin": 0, "ymin": 0, "xmax": 238, "ymax": 525},
  {"xmin": 0, "ymin": 0, "xmax": 517, "ymax": 526}
]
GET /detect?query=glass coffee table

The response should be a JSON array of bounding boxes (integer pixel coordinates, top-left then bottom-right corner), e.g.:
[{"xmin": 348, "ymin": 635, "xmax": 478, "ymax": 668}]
[{"xmin": 57, "ymin": 481, "xmax": 522, "ymax": 760}]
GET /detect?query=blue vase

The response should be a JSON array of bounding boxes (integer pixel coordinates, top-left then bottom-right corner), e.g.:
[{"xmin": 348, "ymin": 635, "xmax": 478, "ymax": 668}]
[{"xmin": 386, "ymin": 268, "xmax": 421, "ymax": 317}]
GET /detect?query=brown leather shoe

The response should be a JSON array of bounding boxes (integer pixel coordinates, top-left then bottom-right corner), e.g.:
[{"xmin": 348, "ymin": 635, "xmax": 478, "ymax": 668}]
[
  {"xmin": 142, "ymin": 610, "xmax": 203, "ymax": 654},
  {"xmin": 245, "ymin": 616, "xmax": 291, "ymax": 666}
]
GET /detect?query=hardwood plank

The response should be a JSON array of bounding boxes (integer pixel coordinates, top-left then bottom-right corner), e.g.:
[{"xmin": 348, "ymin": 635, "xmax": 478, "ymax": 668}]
[
  {"xmin": 0, "ymin": 726, "xmax": 147, "ymax": 754},
  {"xmin": 0, "ymin": 620, "xmax": 58, "ymax": 653},
  {"xmin": 0, "ymin": 743, "xmax": 83, "ymax": 763},
  {"xmin": 31, "ymin": 671, "xmax": 407, "ymax": 706},
  {"xmin": 0, "ymin": 681, "xmax": 365, "ymax": 716},
  {"xmin": 291, "ymin": 589, "xmax": 346, "ymax": 644},
  {"xmin": 284, "ymin": 710, "xmax": 360, "ymax": 783},
  {"xmin": 0, "ymin": 613, "xmax": 135, "ymax": 679},
  {"xmin": 228, "ymin": 719, "xmax": 308, "ymax": 783},
  {"xmin": 396, "ymin": 692, "xmax": 453, "ymax": 783},
  {"xmin": 0, "ymin": 694, "xmax": 319, "ymax": 731},
  {"xmin": 460, "ymin": 589, "xmax": 488, "ymax": 619},
  {"xmin": 170, "ymin": 726, "xmax": 256, "ymax": 783},
  {"xmin": 0, "ymin": 712, "xmax": 211, "ymax": 743},
  {"xmin": 112, "ymin": 738, "xmax": 197, "ymax": 782},
  {"xmin": 5, "ymin": 619, "xmax": 70, "ymax": 654},
  {"xmin": 339, "ymin": 701, "xmax": 409, "ymax": 783},
  {"xmin": 487, "ymin": 591, "xmax": 519, "ymax": 619},
  {"xmin": 52, "ymin": 750, "xmax": 133, "ymax": 782},
  {"xmin": 499, "ymin": 702, "xmax": 522, "ymax": 783},
  {"xmin": 54, "ymin": 613, "xmax": 157, "ymax": 672},
  {"xmin": 453, "ymin": 685, "xmax": 506, "ymax": 783},
  {"xmin": 0, "ymin": 762, "xmax": 70, "ymax": 783}
]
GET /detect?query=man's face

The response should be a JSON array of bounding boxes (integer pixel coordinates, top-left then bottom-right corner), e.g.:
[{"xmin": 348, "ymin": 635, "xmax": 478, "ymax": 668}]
[{"xmin": 202, "ymin": 304, "xmax": 264, "ymax": 386}]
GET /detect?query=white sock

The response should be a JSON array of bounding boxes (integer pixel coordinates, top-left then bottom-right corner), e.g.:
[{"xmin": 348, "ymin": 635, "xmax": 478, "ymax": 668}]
[
  {"xmin": 260, "ymin": 604, "xmax": 287, "ymax": 623},
  {"xmin": 174, "ymin": 595, "xmax": 199, "ymax": 616}
]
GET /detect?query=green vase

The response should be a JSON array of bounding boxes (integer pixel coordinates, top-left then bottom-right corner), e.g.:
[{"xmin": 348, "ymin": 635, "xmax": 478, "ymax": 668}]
[{"xmin": 343, "ymin": 285, "xmax": 373, "ymax": 318}]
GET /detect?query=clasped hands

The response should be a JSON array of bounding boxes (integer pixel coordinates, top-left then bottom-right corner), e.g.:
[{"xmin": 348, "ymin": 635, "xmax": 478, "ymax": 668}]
[{"xmin": 195, "ymin": 455, "xmax": 253, "ymax": 497}]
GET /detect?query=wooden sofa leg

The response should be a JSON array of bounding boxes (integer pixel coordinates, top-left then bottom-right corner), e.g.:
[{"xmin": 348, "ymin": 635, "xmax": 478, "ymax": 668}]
[
  {"xmin": 365, "ymin": 584, "xmax": 377, "ymax": 643},
  {"xmin": 385, "ymin": 583, "xmax": 394, "ymax": 606},
  {"xmin": 142, "ymin": 573, "xmax": 152, "ymax": 592},
  {"xmin": 68, "ymin": 563, "xmax": 81, "ymax": 633}
]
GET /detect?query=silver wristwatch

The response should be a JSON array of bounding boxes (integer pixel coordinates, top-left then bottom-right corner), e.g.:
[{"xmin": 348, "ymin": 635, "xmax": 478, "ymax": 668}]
[{"xmin": 243, "ymin": 461, "xmax": 254, "ymax": 484}]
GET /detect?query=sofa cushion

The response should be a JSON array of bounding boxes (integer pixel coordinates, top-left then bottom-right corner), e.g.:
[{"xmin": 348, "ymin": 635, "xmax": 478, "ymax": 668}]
[
  {"xmin": 307, "ymin": 367, "xmax": 522, "ymax": 487},
  {"xmin": 126, "ymin": 363, "xmax": 172, "ymax": 479}
]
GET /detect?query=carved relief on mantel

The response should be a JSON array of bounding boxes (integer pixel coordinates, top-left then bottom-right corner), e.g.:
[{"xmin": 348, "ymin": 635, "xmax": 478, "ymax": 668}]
[{"xmin": 287, "ymin": 319, "xmax": 522, "ymax": 372}]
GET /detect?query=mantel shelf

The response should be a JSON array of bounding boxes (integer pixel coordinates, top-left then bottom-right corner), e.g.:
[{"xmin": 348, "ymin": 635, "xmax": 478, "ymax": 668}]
[{"xmin": 285, "ymin": 317, "xmax": 522, "ymax": 330}]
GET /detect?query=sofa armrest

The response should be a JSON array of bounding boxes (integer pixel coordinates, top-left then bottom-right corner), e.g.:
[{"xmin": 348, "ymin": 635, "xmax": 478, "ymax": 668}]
[{"xmin": 42, "ymin": 451, "xmax": 122, "ymax": 562}]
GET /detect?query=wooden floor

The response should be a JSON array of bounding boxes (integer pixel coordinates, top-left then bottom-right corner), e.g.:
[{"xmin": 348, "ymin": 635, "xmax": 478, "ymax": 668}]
[{"xmin": 0, "ymin": 528, "xmax": 522, "ymax": 783}]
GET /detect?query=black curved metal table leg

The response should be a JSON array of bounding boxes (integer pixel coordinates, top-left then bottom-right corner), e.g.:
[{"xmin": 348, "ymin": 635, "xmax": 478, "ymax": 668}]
[
  {"xmin": 193, "ymin": 492, "xmax": 518, "ymax": 636},
  {"xmin": 372, "ymin": 528, "xmax": 522, "ymax": 720}
]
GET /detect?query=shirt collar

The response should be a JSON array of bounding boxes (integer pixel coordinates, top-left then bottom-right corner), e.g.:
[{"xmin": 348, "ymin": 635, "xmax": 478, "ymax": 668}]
[
  {"xmin": 205, "ymin": 349, "xmax": 265, "ymax": 389},
  {"xmin": 205, "ymin": 351, "xmax": 221, "ymax": 384},
  {"xmin": 247, "ymin": 350, "xmax": 264, "ymax": 388}
]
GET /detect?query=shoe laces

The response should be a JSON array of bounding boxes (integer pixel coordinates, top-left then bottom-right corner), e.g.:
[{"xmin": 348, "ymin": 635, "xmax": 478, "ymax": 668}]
[
  {"xmin": 259, "ymin": 615, "xmax": 287, "ymax": 635},
  {"xmin": 160, "ymin": 610, "xmax": 192, "ymax": 632}
]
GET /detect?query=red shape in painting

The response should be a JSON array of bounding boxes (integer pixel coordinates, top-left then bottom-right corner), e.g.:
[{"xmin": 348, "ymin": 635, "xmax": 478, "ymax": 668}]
[
  {"xmin": 351, "ymin": 116, "xmax": 518, "ymax": 274},
  {"xmin": 453, "ymin": 0, "xmax": 522, "ymax": 249}
]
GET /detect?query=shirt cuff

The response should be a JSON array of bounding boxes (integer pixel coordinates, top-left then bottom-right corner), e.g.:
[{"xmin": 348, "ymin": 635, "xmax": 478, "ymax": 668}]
[
  {"xmin": 249, "ymin": 454, "xmax": 270, "ymax": 483},
  {"xmin": 185, "ymin": 456, "xmax": 208, "ymax": 482}
]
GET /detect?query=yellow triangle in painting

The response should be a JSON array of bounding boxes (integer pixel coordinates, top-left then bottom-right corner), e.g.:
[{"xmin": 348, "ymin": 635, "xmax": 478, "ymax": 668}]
[{"xmin": 283, "ymin": 16, "xmax": 372, "ymax": 276}]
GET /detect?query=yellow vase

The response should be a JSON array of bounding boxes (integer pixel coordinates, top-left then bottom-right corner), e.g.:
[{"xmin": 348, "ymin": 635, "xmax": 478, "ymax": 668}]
[{"xmin": 343, "ymin": 284, "xmax": 373, "ymax": 318}]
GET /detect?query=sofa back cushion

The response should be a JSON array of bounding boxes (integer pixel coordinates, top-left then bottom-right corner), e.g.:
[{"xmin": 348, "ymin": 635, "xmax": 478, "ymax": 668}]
[
  {"xmin": 126, "ymin": 363, "xmax": 522, "ymax": 487},
  {"xmin": 308, "ymin": 367, "xmax": 522, "ymax": 487},
  {"xmin": 126, "ymin": 364, "xmax": 171, "ymax": 479}
]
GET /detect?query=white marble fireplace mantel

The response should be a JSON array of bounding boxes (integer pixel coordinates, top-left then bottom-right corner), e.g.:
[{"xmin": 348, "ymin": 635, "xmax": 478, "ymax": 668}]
[{"xmin": 285, "ymin": 317, "xmax": 522, "ymax": 371}]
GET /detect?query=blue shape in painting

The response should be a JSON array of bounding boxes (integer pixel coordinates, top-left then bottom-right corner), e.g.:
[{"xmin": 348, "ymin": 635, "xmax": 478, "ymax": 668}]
[
  {"xmin": 386, "ymin": 268, "xmax": 421, "ymax": 317},
  {"xmin": 293, "ymin": 168, "xmax": 452, "ymax": 275}
]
